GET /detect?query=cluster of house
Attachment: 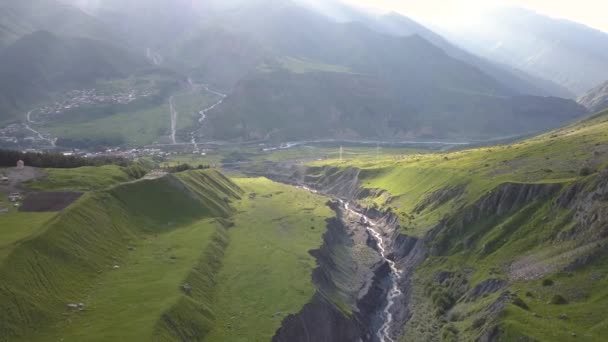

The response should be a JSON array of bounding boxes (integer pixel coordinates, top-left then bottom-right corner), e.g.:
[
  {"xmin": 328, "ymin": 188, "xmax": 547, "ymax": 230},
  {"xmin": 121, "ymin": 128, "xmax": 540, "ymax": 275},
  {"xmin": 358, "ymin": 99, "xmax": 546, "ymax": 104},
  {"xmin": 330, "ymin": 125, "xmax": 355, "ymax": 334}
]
[
  {"xmin": 8, "ymin": 192, "xmax": 22, "ymax": 203},
  {"xmin": 33, "ymin": 88, "xmax": 153, "ymax": 121}
]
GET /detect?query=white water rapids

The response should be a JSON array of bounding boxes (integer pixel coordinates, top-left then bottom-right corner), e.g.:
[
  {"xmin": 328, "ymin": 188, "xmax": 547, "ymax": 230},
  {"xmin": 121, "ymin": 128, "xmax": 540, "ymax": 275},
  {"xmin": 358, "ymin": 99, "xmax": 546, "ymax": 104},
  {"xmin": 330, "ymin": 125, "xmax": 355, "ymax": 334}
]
[
  {"xmin": 343, "ymin": 201, "xmax": 402, "ymax": 342},
  {"xmin": 298, "ymin": 186, "xmax": 402, "ymax": 342}
]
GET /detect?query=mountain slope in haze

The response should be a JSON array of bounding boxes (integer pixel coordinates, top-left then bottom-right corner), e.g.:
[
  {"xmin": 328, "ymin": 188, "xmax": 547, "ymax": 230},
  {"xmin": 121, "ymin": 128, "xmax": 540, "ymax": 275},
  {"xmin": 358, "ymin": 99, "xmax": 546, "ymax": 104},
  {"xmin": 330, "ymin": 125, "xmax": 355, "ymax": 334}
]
[
  {"xmin": 86, "ymin": 0, "xmax": 199, "ymax": 50},
  {"xmin": 0, "ymin": 0, "xmax": 116, "ymax": 50},
  {"xmin": 196, "ymin": 3, "xmax": 586, "ymax": 142},
  {"xmin": 0, "ymin": 0, "xmax": 590, "ymax": 145},
  {"xmin": 579, "ymin": 81, "xmax": 608, "ymax": 113},
  {"xmin": 367, "ymin": 12, "xmax": 574, "ymax": 98},
  {"xmin": 440, "ymin": 7, "xmax": 608, "ymax": 95},
  {"xmin": 205, "ymin": 68, "xmax": 586, "ymax": 142},
  {"xmin": 278, "ymin": 1, "xmax": 572, "ymax": 98},
  {"xmin": 0, "ymin": 30, "xmax": 146, "ymax": 123}
]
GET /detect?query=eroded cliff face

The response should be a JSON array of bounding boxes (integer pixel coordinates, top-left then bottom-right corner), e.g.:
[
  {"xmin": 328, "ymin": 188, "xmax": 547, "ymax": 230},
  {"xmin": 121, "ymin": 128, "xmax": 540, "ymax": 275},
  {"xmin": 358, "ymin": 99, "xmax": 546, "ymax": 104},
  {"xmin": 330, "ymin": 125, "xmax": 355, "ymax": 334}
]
[
  {"xmin": 265, "ymin": 165, "xmax": 426, "ymax": 342},
  {"xmin": 430, "ymin": 181, "xmax": 563, "ymax": 256},
  {"xmin": 272, "ymin": 212, "xmax": 373, "ymax": 342}
]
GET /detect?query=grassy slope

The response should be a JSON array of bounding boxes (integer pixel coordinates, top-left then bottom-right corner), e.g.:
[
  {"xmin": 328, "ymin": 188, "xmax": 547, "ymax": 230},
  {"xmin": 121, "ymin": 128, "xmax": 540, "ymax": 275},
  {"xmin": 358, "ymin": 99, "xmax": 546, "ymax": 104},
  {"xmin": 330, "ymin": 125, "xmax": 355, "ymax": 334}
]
[
  {"xmin": 30, "ymin": 75, "xmax": 180, "ymax": 147},
  {"xmin": 308, "ymin": 109, "xmax": 608, "ymax": 341},
  {"xmin": 45, "ymin": 102, "xmax": 171, "ymax": 146},
  {"xmin": 1, "ymin": 170, "xmax": 333, "ymax": 341},
  {"xmin": 25, "ymin": 165, "xmax": 134, "ymax": 192},
  {"xmin": 37, "ymin": 219, "xmax": 222, "ymax": 342},
  {"xmin": 40, "ymin": 82, "xmax": 220, "ymax": 147},
  {"xmin": 0, "ymin": 209, "xmax": 54, "ymax": 263},
  {"xmin": 0, "ymin": 169, "xmax": 242, "ymax": 341},
  {"xmin": 173, "ymin": 88, "xmax": 223, "ymax": 132},
  {"xmin": 204, "ymin": 178, "xmax": 333, "ymax": 341},
  {"xmin": 0, "ymin": 164, "xmax": 141, "ymax": 276}
]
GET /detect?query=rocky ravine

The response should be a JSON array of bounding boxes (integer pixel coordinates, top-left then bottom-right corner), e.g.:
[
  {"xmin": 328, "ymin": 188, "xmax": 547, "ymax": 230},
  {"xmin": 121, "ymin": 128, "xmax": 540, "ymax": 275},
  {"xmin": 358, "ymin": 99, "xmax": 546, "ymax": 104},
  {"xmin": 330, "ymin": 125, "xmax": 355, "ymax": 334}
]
[
  {"xmin": 245, "ymin": 161, "xmax": 608, "ymax": 341},
  {"xmin": 255, "ymin": 165, "xmax": 426, "ymax": 342}
]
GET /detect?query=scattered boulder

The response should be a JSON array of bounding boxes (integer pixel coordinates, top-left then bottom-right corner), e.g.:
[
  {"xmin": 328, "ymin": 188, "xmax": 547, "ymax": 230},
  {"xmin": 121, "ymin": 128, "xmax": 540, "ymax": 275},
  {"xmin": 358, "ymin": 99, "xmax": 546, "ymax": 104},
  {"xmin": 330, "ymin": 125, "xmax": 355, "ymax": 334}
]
[
  {"xmin": 542, "ymin": 278, "xmax": 554, "ymax": 286},
  {"xmin": 511, "ymin": 296, "xmax": 529, "ymax": 310},
  {"xmin": 559, "ymin": 313, "xmax": 569, "ymax": 320},
  {"xmin": 181, "ymin": 283, "xmax": 193, "ymax": 295},
  {"xmin": 550, "ymin": 294, "xmax": 568, "ymax": 305},
  {"xmin": 66, "ymin": 303, "xmax": 86, "ymax": 311}
]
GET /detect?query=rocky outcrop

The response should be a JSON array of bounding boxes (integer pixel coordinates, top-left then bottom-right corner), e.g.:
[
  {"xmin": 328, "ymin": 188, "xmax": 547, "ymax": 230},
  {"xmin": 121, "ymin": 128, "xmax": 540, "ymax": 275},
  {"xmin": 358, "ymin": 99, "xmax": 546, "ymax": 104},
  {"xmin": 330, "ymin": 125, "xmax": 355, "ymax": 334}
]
[
  {"xmin": 429, "ymin": 182, "xmax": 562, "ymax": 256},
  {"xmin": 459, "ymin": 182, "xmax": 561, "ymax": 226},
  {"xmin": 414, "ymin": 184, "xmax": 467, "ymax": 213},
  {"xmin": 310, "ymin": 167, "xmax": 362, "ymax": 200},
  {"xmin": 272, "ymin": 206, "xmax": 381, "ymax": 342},
  {"xmin": 464, "ymin": 279, "xmax": 507, "ymax": 302},
  {"xmin": 555, "ymin": 170, "xmax": 608, "ymax": 241},
  {"xmin": 578, "ymin": 81, "xmax": 608, "ymax": 113},
  {"xmin": 272, "ymin": 293, "xmax": 365, "ymax": 342}
]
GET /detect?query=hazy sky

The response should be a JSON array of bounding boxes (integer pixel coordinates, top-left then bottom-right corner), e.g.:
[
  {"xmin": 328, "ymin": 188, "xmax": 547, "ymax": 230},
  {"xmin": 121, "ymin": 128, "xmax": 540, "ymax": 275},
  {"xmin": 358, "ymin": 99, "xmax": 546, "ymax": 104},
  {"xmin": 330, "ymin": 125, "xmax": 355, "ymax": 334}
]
[{"xmin": 344, "ymin": 0, "xmax": 608, "ymax": 33}]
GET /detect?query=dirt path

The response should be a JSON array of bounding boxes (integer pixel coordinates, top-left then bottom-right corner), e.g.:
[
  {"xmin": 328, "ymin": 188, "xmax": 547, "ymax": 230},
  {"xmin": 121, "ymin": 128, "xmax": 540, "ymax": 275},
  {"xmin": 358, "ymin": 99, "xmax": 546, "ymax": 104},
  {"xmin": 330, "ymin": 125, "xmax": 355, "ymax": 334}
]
[
  {"xmin": 0, "ymin": 167, "xmax": 46, "ymax": 195},
  {"xmin": 195, "ymin": 85, "xmax": 226, "ymax": 145}
]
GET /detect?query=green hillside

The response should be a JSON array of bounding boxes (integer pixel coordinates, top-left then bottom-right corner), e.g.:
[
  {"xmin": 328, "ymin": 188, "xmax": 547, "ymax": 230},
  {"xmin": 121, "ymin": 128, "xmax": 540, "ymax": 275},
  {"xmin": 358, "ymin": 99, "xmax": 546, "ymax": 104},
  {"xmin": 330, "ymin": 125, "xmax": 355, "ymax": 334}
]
[
  {"xmin": 206, "ymin": 68, "xmax": 586, "ymax": 142},
  {"xmin": 0, "ymin": 30, "xmax": 148, "ymax": 123},
  {"xmin": 0, "ymin": 168, "xmax": 335, "ymax": 341},
  {"xmin": 282, "ymin": 109, "xmax": 608, "ymax": 341}
]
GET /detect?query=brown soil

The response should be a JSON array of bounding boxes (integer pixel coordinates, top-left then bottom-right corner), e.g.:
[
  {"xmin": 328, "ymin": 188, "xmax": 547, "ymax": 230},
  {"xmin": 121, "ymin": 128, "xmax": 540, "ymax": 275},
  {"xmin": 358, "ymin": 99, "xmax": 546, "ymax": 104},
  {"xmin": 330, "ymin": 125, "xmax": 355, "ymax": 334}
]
[{"xmin": 19, "ymin": 192, "xmax": 83, "ymax": 212}]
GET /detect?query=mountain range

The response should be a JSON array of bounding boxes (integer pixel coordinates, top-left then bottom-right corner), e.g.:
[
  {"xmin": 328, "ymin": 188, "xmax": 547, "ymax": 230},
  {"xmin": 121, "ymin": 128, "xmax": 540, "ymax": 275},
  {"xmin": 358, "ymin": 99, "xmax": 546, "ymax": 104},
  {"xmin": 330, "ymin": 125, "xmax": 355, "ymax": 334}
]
[
  {"xmin": 438, "ymin": 7, "xmax": 608, "ymax": 96},
  {"xmin": 0, "ymin": 0, "xmax": 603, "ymax": 145}
]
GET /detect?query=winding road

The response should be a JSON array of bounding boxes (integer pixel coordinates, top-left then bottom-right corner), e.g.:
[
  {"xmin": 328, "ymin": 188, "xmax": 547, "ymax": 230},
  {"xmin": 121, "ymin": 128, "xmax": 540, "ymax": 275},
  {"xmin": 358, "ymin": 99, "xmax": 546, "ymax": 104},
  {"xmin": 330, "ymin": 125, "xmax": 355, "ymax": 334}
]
[
  {"xmin": 25, "ymin": 110, "xmax": 56, "ymax": 147},
  {"xmin": 189, "ymin": 79, "xmax": 227, "ymax": 149},
  {"xmin": 169, "ymin": 79, "xmax": 227, "ymax": 146}
]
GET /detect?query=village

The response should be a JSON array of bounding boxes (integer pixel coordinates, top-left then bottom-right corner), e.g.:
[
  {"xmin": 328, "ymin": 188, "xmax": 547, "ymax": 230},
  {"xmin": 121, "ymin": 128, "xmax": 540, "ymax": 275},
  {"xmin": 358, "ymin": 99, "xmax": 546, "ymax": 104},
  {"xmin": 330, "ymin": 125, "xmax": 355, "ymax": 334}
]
[
  {"xmin": 0, "ymin": 85, "xmax": 157, "ymax": 150},
  {"xmin": 0, "ymin": 160, "xmax": 26, "ymax": 214},
  {"xmin": 28, "ymin": 88, "xmax": 155, "ymax": 123}
]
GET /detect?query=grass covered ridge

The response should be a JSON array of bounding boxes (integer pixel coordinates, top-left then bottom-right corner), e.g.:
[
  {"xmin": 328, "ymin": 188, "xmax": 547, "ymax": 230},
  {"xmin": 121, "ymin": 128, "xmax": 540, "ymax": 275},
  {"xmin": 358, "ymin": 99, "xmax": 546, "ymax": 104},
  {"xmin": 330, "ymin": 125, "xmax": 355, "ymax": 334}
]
[
  {"xmin": 25, "ymin": 165, "xmax": 137, "ymax": 192},
  {"xmin": 0, "ymin": 169, "xmax": 242, "ymax": 341},
  {"xmin": 0, "ymin": 171, "xmax": 334, "ymax": 341}
]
